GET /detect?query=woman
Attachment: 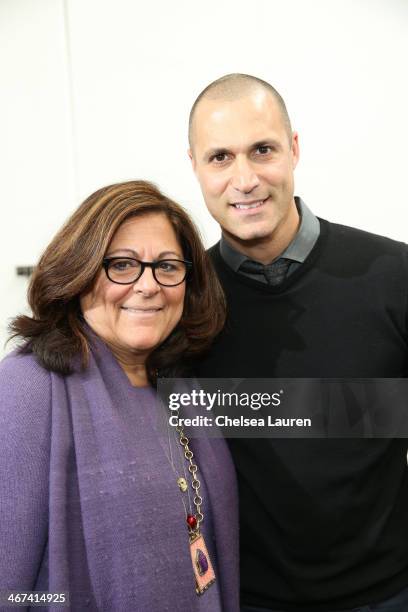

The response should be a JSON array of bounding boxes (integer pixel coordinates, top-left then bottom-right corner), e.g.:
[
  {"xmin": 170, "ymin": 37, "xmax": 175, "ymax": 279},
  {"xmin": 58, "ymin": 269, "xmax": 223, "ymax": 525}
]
[{"xmin": 0, "ymin": 181, "xmax": 239, "ymax": 611}]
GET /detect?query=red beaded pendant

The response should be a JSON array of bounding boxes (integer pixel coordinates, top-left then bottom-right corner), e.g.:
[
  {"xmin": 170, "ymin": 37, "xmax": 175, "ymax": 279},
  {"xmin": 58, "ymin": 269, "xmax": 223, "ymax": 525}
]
[{"xmin": 187, "ymin": 514, "xmax": 197, "ymax": 529}]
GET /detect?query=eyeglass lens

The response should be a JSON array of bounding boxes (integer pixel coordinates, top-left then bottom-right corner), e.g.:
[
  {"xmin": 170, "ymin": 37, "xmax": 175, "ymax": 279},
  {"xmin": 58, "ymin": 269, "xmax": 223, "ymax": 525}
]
[{"xmin": 107, "ymin": 258, "xmax": 187, "ymax": 285}]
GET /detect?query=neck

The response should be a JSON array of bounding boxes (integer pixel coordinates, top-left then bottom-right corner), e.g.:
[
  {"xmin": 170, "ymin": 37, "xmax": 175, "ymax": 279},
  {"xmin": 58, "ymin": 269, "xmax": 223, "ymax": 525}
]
[
  {"xmin": 223, "ymin": 199, "xmax": 300, "ymax": 264},
  {"xmin": 109, "ymin": 343, "xmax": 150, "ymax": 387}
]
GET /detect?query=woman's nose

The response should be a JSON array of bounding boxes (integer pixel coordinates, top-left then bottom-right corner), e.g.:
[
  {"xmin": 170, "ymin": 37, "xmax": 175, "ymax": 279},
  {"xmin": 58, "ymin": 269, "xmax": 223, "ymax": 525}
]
[{"xmin": 132, "ymin": 266, "xmax": 161, "ymax": 295}]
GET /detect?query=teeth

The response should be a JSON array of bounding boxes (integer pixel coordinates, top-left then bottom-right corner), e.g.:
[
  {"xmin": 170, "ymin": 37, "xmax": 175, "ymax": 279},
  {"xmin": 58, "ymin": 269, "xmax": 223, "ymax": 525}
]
[
  {"xmin": 234, "ymin": 200, "xmax": 263, "ymax": 210},
  {"xmin": 122, "ymin": 307, "xmax": 160, "ymax": 312}
]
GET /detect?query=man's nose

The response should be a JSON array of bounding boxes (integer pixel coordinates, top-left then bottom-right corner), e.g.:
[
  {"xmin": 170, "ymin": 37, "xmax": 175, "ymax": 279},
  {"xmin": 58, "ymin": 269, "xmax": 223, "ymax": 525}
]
[
  {"xmin": 132, "ymin": 266, "xmax": 161, "ymax": 295},
  {"xmin": 230, "ymin": 157, "xmax": 260, "ymax": 194}
]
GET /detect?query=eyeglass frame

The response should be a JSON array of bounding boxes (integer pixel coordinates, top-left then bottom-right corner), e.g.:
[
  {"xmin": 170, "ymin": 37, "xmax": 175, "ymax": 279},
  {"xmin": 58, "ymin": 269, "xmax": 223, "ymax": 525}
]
[{"xmin": 102, "ymin": 256, "xmax": 192, "ymax": 287}]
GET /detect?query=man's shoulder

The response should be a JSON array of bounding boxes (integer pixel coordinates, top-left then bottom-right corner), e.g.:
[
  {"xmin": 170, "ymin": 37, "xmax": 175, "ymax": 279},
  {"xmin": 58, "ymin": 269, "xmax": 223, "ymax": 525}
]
[
  {"xmin": 206, "ymin": 242, "xmax": 220, "ymax": 257},
  {"xmin": 206, "ymin": 242, "xmax": 222, "ymax": 271},
  {"xmin": 324, "ymin": 218, "xmax": 408, "ymax": 256}
]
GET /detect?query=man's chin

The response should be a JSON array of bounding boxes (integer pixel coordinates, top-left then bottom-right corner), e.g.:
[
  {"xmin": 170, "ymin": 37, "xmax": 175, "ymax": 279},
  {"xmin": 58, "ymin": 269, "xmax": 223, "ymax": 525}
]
[{"xmin": 223, "ymin": 225, "xmax": 276, "ymax": 246}]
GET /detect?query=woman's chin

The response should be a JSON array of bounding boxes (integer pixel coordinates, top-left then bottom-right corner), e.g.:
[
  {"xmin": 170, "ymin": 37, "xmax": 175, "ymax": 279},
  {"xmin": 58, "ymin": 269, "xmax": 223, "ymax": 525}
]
[{"xmin": 120, "ymin": 334, "xmax": 162, "ymax": 356}]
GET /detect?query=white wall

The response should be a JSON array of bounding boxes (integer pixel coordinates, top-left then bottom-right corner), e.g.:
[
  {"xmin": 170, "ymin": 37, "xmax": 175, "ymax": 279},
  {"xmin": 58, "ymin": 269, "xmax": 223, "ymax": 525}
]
[
  {"xmin": 2, "ymin": 0, "xmax": 408, "ymax": 355},
  {"xmin": 1, "ymin": 0, "xmax": 75, "ymax": 353}
]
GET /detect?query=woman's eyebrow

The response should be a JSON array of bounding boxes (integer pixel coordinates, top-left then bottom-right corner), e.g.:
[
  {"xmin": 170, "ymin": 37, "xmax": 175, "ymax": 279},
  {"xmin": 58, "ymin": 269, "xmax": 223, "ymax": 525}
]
[
  {"xmin": 105, "ymin": 249, "xmax": 182, "ymax": 258},
  {"xmin": 157, "ymin": 250, "xmax": 183, "ymax": 258},
  {"xmin": 105, "ymin": 248, "xmax": 138, "ymax": 257}
]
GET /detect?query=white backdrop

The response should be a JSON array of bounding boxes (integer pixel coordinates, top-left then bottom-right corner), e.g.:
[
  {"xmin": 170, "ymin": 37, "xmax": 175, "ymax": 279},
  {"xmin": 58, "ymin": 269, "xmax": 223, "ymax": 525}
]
[{"xmin": 1, "ymin": 0, "xmax": 408, "ymax": 355}]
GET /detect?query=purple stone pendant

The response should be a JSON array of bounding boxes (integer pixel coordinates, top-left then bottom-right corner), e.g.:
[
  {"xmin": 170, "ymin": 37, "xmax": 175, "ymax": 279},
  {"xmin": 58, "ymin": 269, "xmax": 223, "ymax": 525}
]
[
  {"xmin": 189, "ymin": 533, "xmax": 216, "ymax": 595},
  {"xmin": 195, "ymin": 548, "xmax": 209, "ymax": 576}
]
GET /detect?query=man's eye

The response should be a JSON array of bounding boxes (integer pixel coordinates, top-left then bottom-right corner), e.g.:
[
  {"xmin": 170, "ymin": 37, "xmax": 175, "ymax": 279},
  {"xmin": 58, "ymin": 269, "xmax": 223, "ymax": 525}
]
[
  {"xmin": 257, "ymin": 145, "xmax": 271, "ymax": 155},
  {"xmin": 210, "ymin": 153, "xmax": 228, "ymax": 163}
]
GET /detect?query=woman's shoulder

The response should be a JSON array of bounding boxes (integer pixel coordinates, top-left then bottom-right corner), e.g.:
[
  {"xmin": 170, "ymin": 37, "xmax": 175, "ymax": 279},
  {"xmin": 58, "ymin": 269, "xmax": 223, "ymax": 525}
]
[
  {"xmin": 0, "ymin": 348, "xmax": 51, "ymax": 383},
  {"xmin": 0, "ymin": 349, "xmax": 52, "ymax": 420}
]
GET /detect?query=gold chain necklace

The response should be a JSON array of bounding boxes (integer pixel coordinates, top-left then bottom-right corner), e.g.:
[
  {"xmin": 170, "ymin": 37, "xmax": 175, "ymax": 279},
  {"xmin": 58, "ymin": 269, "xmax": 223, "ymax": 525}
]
[{"xmin": 171, "ymin": 408, "xmax": 216, "ymax": 595}]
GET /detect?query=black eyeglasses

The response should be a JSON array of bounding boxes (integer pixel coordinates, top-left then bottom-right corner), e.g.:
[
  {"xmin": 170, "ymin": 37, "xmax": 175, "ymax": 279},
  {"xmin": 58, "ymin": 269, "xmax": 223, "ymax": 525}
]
[{"xmin": 102, "ymin": 257, "xmax": 192, "ymax": 287}]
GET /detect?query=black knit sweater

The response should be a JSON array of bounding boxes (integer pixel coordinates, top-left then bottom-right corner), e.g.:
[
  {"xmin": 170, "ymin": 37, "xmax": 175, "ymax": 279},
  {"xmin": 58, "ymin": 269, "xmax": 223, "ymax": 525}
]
[{"xmin": 197, "ymin": 219, "xmax": 408, "ymax": 610}]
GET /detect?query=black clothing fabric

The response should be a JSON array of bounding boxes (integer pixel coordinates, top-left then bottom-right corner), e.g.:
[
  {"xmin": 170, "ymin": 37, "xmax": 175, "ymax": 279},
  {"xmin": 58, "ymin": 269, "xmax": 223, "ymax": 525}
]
[
  {"xmin": 241, "ymin": 582, "xmax": 408, "ymax": 611},
  {"xmin": 197, "ymin": 219, "xmax": 408, "ymax": 611},
  {"xmin": 239, "ymin": 257, "xmax": 293, "ymax": 285}
]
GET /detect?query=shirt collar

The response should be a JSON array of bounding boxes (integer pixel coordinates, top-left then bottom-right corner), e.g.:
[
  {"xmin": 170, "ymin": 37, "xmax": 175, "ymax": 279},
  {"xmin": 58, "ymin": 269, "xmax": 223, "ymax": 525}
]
[{"xmin": 219, "ymin": 196, "xmax": 320, "ymax": 271}]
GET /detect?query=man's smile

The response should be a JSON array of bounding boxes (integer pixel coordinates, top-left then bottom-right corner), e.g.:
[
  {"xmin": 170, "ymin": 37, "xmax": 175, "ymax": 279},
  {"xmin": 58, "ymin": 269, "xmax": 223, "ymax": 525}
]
[{"xmin": 230, "ymin": 197, "xmax": 269, "ymax": 212}]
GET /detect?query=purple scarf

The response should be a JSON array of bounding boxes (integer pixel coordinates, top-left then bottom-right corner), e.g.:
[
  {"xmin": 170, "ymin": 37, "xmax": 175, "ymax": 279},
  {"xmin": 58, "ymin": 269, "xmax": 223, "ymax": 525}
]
[{"xmin": 0, "ymin": 335, "xmax": 239, "ymax": 611}]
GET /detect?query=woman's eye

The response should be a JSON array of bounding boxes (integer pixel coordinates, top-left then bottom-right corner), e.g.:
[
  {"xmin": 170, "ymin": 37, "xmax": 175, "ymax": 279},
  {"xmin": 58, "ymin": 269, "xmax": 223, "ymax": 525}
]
[
  {"xmin": 158, "ymin": 262, "xmax": 176, "ymax": 272},
  {"xmin": 112, "ymin": 260, "xmax": 134, "ymax": 271}
]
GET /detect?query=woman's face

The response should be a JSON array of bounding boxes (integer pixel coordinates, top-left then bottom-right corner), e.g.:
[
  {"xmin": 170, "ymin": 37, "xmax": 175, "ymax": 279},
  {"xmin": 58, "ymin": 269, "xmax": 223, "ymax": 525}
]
[{"xmin": 80, "ymin": 213, "xmax": 186, "ymax": 362}]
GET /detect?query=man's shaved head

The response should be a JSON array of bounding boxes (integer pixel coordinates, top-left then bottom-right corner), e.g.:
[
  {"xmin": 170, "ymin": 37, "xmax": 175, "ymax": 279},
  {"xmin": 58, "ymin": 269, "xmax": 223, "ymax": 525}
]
[{"xmin": 188, "ymin": 73, "xmax": 292, "ymax": 148}]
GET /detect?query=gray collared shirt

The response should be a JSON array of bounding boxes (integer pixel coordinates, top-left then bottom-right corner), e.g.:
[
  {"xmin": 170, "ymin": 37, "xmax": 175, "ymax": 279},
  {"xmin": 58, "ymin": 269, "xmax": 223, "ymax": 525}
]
[{"xmin": 219, "ymin": 197, "xmax": 320, "ymax": 283}]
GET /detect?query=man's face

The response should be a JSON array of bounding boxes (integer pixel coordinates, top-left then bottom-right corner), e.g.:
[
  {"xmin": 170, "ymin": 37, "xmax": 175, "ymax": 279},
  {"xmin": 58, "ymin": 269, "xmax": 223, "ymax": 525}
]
[{"xmin": 189, "ymin": 89, "xmax": 299, "ymax": 248}]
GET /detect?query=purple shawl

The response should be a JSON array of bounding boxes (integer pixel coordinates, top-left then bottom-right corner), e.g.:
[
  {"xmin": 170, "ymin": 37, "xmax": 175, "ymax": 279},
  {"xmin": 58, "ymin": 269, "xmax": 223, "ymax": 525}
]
[{"xmin": 0, "ymin": 336, "xmax": 239, "ymax": 611}]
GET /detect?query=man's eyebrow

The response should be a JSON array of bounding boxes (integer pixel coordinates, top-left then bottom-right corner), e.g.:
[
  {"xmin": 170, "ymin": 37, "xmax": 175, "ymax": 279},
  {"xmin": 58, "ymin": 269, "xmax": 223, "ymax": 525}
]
[
  {"xmin": 251, "ymin": 139, "xmax": 281, "ymax": 149},
  {"xmin": 203, "ymin": 147, "xmax": 230, "ymax": 161}
]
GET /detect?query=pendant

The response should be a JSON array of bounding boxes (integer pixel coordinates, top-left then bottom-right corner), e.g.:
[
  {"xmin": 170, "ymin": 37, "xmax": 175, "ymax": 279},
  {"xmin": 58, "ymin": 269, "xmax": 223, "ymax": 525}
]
[
  {"xmin": 177, "ymin": 477, "xmax": 188, "ymax": 492},
  {"xmin": 189, "ymin": 532, "xmax": 216, "ymax": 595}
]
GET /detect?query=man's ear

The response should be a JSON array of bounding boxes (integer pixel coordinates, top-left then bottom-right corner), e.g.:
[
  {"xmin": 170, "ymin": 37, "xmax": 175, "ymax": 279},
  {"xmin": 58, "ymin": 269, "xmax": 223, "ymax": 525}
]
[
  {"xmin": 188, "ymin": 148, "xmax": 196, "ymax": 172},
  {"xmin": 291, "ymin": 132, "xmax": 300, "ymax": 169}
]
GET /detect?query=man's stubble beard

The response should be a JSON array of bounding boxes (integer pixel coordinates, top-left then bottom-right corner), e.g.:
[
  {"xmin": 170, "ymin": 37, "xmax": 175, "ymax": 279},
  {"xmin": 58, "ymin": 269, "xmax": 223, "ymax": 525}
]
[
  {"xmin": 223, "ymin": 206, "xmax": 285, "ymax": 245},
  {"xmin": 222, "ymin": 223, "xmax": 279, "ymax": 249}
]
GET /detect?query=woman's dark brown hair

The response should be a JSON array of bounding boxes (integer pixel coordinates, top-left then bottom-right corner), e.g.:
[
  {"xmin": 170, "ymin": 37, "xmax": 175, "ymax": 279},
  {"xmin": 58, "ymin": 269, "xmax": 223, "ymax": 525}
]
[{"xmin": 10, "ymin": 180, "xmax": 226, "ymax": 384}]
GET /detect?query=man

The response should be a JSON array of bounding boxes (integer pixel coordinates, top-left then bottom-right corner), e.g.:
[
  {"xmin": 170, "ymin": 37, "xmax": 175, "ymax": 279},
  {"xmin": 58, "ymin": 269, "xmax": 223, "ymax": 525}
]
[{"xmin": 188, "ymin": 73, "xmax": 408, "ymax": 611}]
